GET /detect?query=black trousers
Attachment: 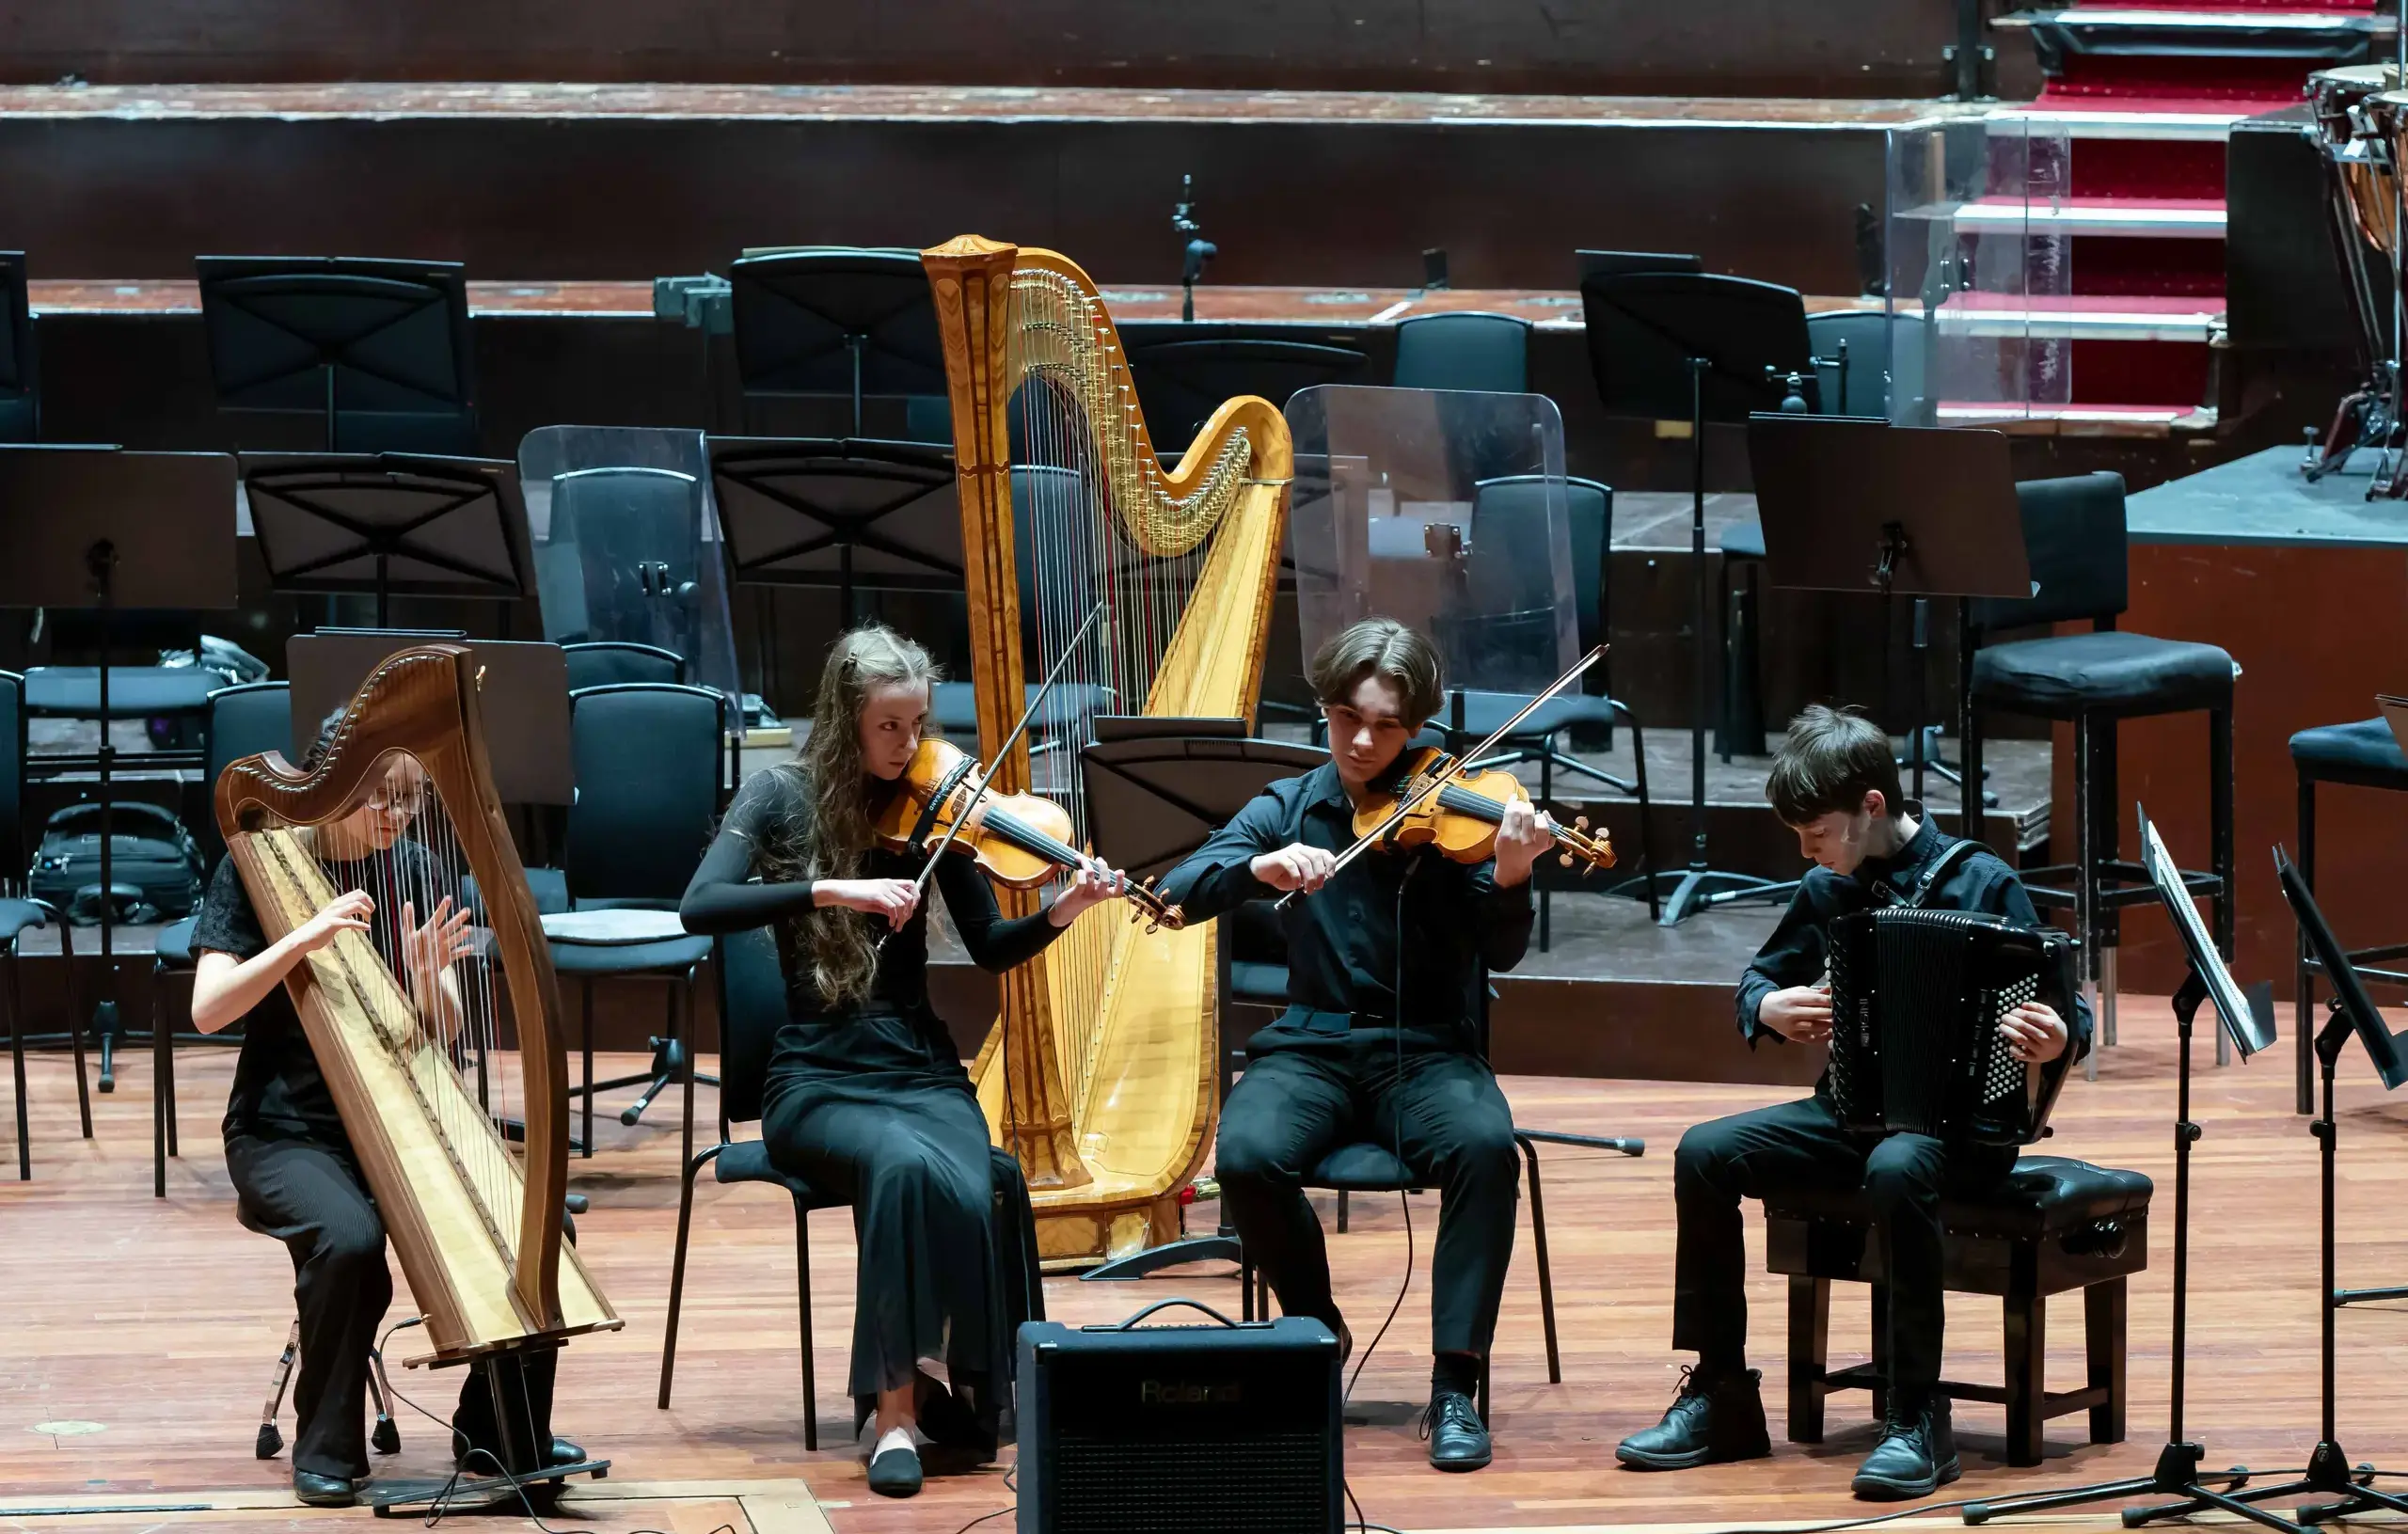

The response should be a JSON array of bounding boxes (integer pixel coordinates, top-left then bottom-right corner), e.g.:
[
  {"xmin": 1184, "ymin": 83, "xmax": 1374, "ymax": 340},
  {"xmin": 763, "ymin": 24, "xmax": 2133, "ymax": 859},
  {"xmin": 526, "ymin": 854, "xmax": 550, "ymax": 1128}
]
[
  {"xmin": 1671, "ymin": 1095, "xmax": 2015, "ymax": 1400},
  {"xmin": 1215, "ymin": 1032, "xmax": 1519, "ymax": 1361},
  {"xmin": 226, "ymin": 1130, "xmax": 559, "ymax": 1480}
]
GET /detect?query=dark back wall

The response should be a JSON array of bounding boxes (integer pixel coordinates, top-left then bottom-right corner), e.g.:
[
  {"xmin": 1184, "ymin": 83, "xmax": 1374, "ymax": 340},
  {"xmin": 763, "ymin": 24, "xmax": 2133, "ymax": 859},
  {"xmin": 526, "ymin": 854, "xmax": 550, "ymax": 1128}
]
[{"xmin": 0, "ymin": 1, "xmax": 2027, "ymax": 100}]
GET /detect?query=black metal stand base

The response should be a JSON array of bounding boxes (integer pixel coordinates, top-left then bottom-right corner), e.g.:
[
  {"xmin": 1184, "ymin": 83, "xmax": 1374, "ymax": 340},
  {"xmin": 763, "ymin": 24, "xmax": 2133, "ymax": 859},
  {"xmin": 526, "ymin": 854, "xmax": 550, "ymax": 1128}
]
[
  {"xmin": 368, "ymin": 1459, "xmax": 610, "ymax": 1518},
  {"xmin": 1651, "ymin": 864, "xmax": 1798, "ymax": 926},
  {"xmin": 1082, "ymin": 1233, "xmax": 1242, "ymax": 1282},
  {"xmin": 1966, "ymin": 1443, "xmax": 2260, "ymax": 1527}
]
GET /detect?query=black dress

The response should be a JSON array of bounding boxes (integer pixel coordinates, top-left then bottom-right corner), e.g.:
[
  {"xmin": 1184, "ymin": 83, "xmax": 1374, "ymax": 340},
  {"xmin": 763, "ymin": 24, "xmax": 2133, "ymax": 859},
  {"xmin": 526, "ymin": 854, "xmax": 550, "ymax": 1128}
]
[{"xmin": 678, "ymin": 766, "xmax": 1059, "ymax": 1452}]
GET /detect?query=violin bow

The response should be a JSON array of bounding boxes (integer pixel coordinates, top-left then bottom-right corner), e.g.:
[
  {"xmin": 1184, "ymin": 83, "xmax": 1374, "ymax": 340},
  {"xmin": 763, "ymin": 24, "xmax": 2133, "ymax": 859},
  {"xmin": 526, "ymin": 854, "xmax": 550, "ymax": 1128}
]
[
  {"xmin": 907, "ymin": 600, "xmax": 1108, "ymax": 900},
  {"xmin": 1274, "ymin": 644, "xmax": 1608, "ymax": 911}
]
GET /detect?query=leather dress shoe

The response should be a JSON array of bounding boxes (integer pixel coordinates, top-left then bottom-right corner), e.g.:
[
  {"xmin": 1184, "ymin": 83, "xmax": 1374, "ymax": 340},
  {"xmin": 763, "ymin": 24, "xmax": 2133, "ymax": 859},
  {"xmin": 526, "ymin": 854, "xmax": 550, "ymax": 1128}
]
[
  {"xmin": 1421, "ymin": 1388, "xmax": 1492, "ymax": 1472},
  {"xmin": 1851, "ymin": 1397, "xmax": 1959, "ymax": 1501},
  {"xmin": 1615, "ymin": 1366, "xmax": 1771, "ymax": 1470},
  {"xmin": 867, "ymin": 1444, "xmax": 924, "ymax": 1498},
  {"xmin": 293, "ymin": 1469, "xmax": 359, "ymax": 1508},
  {"xmin": 454, "ymin": 1434, "xmax": 588, "ymax": 1472}
]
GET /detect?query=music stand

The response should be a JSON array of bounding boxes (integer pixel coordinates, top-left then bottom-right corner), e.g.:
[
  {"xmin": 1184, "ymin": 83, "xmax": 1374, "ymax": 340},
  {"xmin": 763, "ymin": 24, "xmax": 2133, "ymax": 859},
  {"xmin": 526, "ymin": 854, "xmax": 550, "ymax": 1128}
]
[
  {"xmin": 726, "ymin": 249, "xmax": 947, "ymax": 435},
  {"xmin": 197, "ymin": 256, "xmax": 476, "ymax": 453},
  {"xmin": 1581, "ymin": 270, "xmax": 1814, "ymax": 925},
  {"xmin": 1965, "ymin": 809, "xmax": 2278, "ymax": 1530},
  {"xmin": 1746, "ymin": 415, "xmax": 2030, "ymax": 811},
  {"xmin": 1574, "ymin": 249, "xmax": 1704, "ymax": 283},
  {"xmin": 1122, "ymin": 328, "xmax": 1372, "ymax": 446},
  {"xmin": 286, "ymin": 632, "xmax": 573, "ymax": 807},
  {"xmin": 0, "ymin": 251, "xmax": 35, "ymax": 443},
  {"xmin": 705, "ymin": 436, "xmax": 961, "ymax": 642},
  {"xmin": 1076, "ymin": 725, "xmax": 1325, "ymax": 1285},
  {"xmin": 238, "ymin": 453, "xmax": 534, "ymax": 626},
  {"xmin": 0, "ymin": 448, "xmax": 239, "ymax": 1070}
]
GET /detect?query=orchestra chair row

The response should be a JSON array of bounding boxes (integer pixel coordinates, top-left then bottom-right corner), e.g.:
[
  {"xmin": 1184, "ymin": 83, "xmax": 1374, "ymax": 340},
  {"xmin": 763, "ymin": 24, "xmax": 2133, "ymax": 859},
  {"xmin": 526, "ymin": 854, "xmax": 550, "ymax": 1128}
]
[
  {"xmin": 2289, "ymin": 717, "xmax": 2408, "ymax": 1115},
  {"xmin": 1766, "ymin": 1155, "xmax": 2150, "ymax": 1467},
  {"xmin": 0, "ymin": 669, "xmax": 81, "ymax": 1180}
]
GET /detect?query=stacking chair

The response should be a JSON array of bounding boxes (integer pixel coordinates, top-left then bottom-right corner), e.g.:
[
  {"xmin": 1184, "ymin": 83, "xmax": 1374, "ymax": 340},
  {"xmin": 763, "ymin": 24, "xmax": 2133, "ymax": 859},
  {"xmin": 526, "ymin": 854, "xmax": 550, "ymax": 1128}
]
[
  {"xmin": 657, "ymin": 926, "xmax": 848, "ymax": 1447},
  {"xmin": 0, "ymin": 669, "xmax": 75, "ymax": 1180},
  {"xmin": 562, "ymin": 640, "xmax": 683, "ymax": 692},
  {"xmin": 553, "ymin": 683, "xmax": 723, "ymax": 1158},
  {"xmin": 1391, "ymin": 312, "xmax": 1530, "ymax": 394},
  {"xmin": 1958, "ymin": 473, "xmax": 2236, "ymax": 1063},
  {"xmin": 151, "ymin": 680, "xmax": 290, "ymax": 1195},
  {"xmin": 2288, "ymin": 717, "xmax": 2408, "ymax": 1113},
  {"xmin": 1446, "ymin": 475, "xmax": 1658, "ymax": 938}
]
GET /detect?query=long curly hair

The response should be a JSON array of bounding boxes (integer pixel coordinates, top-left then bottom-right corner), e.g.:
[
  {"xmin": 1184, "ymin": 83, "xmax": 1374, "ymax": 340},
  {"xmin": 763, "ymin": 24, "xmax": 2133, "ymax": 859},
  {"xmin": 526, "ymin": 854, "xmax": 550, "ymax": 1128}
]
[{"xmin": 761, "ymin": 625, "xmax": 940, "ymax": 1007}]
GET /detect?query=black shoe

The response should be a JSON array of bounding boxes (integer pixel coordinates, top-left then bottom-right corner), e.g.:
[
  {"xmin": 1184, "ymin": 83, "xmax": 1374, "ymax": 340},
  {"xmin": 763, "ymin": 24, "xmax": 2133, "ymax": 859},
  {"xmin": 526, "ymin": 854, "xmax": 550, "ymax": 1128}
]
[
  {"xmin": 915, "ymin": 1375, "xmax": 983, "ymax": 1450},
  {"xmin": 293, "ymin": 1469, "xmax": 358, "ymax": 1508},
  {"xmin": 867, "ymin": 1444, "xmax": 924, "ymax": 1498},
  {"xmin": 547, "ymin": 1436, "xmax": 586, "ymax": 1467},
  {"xmin": 1615, "ymin": 1366, "xmax": 1772, "ymax": 1471},
  {"xmin": 1851, "ymin": 1397, "xmax": 1959, "ymax": 1501},
  {"xmin": 453, "ymin": 1434, "xmax": 587, "ymax": 1473},
  {"xmin": 1420, "ymin": 1388, "xmax": 1492, "ymax": 1472}
]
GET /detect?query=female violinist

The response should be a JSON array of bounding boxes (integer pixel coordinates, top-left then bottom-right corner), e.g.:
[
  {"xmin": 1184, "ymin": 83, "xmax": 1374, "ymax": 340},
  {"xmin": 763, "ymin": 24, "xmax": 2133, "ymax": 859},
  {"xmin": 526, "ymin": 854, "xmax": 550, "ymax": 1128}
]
[{"xmin": 677, "ymin": 624, "xmax": 1128, "ymax": 1498}]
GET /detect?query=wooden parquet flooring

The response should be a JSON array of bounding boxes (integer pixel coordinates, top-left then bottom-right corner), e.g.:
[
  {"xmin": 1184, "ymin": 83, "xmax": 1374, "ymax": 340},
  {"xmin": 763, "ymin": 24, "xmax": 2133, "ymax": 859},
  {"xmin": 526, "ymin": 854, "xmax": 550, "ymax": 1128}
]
[{"xmin": 6, "ymin": 1004, "xmax": 2407, "ymax": 1534}]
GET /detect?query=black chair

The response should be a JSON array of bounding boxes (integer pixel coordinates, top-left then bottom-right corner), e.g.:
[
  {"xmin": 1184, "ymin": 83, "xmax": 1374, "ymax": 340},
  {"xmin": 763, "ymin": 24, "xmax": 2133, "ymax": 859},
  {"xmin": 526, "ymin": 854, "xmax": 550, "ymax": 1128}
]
[
  {"xmin": 2288, "ymin": 718, "xmax": 2408, "ymax": 1114},
  {"xmin": 1391, "ymin": 312, "xmax": 1530, "ymax": 394},
  {"xmin": 1237, "ymin": 971, "xmax": 1640, "ymax": 1420},
  {"xmin": 553, "ymin": 684, "xmax": 724, "ymax": 1157},
  {"xmin": 1447, "ymin": 474, "xmax": 1658, "ymax": 939},
  {"xmin": 0, "ymin": 251, "xmax": 36, "ymax": 443},
  {"xmin": 657, "ymin": 925, "xmax": 848, "ymax": 1447},
  {"xmin": 562, "ymin": 640, "xmax": 684, "ymax": 692},
  {"xmin": 0, "ymin": 669, "xmax": 75, "ymax": 1180},
  {"xmin": 1766, "ymin": 1156, "xmax": 2149, "ymax": 1467},
  {"xmin": 1958, "ymin": 473, "xmax": 2236, "ymax": 1062},
  {"xmin": 151, "ymin": 680, "xmax": 292, "ymax": 1195}
]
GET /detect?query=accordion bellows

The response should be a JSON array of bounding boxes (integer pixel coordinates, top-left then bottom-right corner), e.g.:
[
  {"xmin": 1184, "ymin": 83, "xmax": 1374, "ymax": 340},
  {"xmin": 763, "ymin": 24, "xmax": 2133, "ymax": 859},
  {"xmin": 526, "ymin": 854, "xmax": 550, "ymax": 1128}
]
[{"xmin": 1826, "ymin": 909, "xmax": 2079, "ymax": 1146}]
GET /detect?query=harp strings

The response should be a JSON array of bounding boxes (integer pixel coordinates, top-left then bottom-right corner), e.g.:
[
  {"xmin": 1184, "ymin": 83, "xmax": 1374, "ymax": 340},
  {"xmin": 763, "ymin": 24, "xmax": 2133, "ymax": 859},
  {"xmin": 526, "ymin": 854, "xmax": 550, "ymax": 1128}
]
[{"xmin": 1007, "ymin": 269, "xmax": 1245, "ymax": 1123}]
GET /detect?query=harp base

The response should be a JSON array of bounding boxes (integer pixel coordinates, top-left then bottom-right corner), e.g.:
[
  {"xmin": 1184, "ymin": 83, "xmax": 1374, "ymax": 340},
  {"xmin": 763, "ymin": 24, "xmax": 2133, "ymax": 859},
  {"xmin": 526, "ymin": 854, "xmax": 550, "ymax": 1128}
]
[{"xmin": 1033, "ymin": 1193, "xmax": 1188, "ymax": 1273}]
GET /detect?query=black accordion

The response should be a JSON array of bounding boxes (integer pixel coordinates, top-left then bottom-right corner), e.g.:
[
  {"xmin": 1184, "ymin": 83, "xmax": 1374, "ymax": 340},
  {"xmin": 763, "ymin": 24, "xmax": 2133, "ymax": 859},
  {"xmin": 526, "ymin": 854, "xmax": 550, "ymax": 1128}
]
[{"xmin": 1825, "ymin": 908, "xmax": 2078, "ymax": 1146}]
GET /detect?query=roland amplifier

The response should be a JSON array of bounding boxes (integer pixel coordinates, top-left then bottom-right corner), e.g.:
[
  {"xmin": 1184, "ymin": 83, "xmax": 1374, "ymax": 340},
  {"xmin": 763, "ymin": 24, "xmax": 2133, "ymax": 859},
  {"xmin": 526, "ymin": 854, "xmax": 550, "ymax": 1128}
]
[{"xmin": 1016, "ymin": 1312, "xmax": 1341, "ymax": 1534}]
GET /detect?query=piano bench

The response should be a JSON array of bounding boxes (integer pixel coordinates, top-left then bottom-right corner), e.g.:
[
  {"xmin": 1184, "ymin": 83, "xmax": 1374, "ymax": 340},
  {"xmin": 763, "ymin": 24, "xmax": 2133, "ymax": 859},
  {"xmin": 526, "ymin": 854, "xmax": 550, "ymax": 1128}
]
[{"xmin": 1765, "ymin": 1154, "xmax": 2151, "ymax": 1468}]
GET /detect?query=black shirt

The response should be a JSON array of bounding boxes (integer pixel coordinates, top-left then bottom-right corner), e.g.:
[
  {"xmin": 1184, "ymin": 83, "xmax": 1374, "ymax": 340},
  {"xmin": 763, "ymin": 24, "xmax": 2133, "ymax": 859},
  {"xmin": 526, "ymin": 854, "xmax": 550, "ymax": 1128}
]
[
  {"xmin": 1738, "ymin": 807, "xmax": 2093, "ymax": 1061},
  {"xmin": 1156, "ymin": 760, "xmax": 1534, "ymax": 1045},
  {"xmin": 677, "ymin": 766, "xmax": 1066, "ymax": 1021},
  {"xmin": 194, "ymin": 839, "xmax": 443, "ymax": 1142}
]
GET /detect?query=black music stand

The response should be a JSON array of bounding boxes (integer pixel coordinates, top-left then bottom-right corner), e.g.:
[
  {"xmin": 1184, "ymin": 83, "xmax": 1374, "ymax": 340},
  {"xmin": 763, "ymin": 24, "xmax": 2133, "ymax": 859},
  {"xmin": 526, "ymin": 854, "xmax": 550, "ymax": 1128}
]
[
  {"xmin": 1581, "ymin": 270, "xmax": 1814, "ymax": 925},
  {"xmin": 239, "ymin": 453, "xmax": 534, "ymax": 627},
  {"xmin": 706, "ymin": 435, "xmax": 961, "ymax": 650},
  {"xmin": 1746, "ymin": 416, "xmax": 2029, "ymax": 816},
  {"xmin": 1965, "ymin": 809, "xmax": 2279, "ymax": 1531},
  {"xmin": 197, "ymin": 257, "xmax": 476, "ymax": 453},
  {"xmin": 0, "ymin": 251, "xmax": 35, "ymax": 443},
  {"xmin": 727, "ymin": 249, "xmax": 947, "ymax": 435},
  {"xmin": 1077, "ymin": 723, "xmax": 1325, "ymax": 1285},
  {"xmin": 0, "ymin": 448, "xmax": 239, "ymax": 1075}
]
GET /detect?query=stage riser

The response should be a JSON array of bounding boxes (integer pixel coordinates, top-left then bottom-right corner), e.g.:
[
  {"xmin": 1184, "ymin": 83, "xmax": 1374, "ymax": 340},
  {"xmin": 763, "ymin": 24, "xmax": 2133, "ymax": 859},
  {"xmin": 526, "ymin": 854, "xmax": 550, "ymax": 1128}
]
[
  {"xmin": 0, "ymin": 115, "xmax": 1887, "ymax": 293},
  {"xmin": 0, "ymin": 0, "xmax": 2037, "ymax": 100}
]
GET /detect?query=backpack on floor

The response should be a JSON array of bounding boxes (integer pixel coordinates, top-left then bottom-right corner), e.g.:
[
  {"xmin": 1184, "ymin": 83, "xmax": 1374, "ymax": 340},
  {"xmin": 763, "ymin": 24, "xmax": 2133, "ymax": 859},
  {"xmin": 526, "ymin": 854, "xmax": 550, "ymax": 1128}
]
[{"xmin": 29, "ymin": 801, "xmax": 207, "ymax": 925}]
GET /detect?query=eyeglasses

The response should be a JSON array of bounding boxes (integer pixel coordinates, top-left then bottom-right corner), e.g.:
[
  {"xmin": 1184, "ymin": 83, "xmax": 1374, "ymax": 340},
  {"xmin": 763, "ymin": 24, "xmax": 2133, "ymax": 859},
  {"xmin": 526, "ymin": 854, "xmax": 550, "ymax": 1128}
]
[{"xmin": 363, "ymin": 783, "xmax": 431, "ymax": 814}]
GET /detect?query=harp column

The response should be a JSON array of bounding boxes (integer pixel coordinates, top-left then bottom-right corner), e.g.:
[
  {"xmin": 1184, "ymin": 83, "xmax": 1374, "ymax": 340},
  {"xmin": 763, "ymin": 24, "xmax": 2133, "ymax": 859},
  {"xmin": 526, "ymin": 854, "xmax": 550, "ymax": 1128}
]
[{"xmin": 923, "ymin": 234, "xmax": 1092, "ymax": 1192}]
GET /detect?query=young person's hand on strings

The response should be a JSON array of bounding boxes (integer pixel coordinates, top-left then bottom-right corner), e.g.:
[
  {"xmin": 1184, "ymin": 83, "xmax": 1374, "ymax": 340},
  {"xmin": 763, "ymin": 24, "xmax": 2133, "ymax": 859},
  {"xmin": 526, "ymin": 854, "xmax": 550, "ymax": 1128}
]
[
  {"xmin": 1759, "ymin": 982, "xmax": 1834, "ymax": 1044},
  {"xmin": 819, "ymin": 878, "xmax": 922, "ymax": 930},
  {"xmin": 1047, "ymin": 858, "xmax": 1131, "ymax": 927},
  {"xmin": 290, "ymin": 891, "xmax": 375, "ymax": 957},
  {"xmin": 400, "ymin": 896, "xmax": 477, "ymax": 996},
  {"xmin": 1490, "ymin": 798, "xmax": 1553, "ymax": 888}
]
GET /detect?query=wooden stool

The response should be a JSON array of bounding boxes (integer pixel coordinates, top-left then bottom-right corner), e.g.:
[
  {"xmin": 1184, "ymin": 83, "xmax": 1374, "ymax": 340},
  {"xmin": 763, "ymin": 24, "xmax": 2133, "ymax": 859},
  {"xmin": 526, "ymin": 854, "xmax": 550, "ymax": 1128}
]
[{"xmin": 1766, "ymin": 1154, "xmax": 2150, "ymax": 1467}]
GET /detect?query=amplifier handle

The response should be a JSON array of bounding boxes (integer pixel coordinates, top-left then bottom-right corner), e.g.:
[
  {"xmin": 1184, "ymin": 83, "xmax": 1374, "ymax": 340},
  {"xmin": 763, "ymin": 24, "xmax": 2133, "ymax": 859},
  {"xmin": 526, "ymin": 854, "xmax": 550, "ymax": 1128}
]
[{"xmin": 1085, "ymin": 1299, "xmax": 1260, "ymax": 1332}]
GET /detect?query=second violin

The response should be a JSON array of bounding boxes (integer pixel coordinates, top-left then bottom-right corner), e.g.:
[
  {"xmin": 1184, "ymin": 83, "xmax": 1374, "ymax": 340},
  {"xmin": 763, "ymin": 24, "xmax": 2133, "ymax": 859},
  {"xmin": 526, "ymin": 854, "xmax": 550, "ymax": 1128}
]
[
  {"xmin": 873, "ymin": 737, "xmax": 1183, "ymax": 930},
  {"xmin": 1353, "ymin": 746, "xmax": 1615, "ymax": 874}
]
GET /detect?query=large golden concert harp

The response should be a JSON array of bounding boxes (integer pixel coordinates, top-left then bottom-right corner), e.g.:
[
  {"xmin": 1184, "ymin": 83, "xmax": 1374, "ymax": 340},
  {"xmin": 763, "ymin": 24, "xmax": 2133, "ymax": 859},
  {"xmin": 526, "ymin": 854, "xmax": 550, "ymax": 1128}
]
[{"xmin": 923, "ymin": 235, "xmax": 1291, "ymax": 1266}]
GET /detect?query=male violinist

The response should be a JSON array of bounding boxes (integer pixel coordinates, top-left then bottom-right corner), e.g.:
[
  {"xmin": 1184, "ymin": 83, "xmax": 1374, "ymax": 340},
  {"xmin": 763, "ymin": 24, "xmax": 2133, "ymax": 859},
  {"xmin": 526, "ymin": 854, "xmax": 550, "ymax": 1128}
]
[{"xmin": 1157, "ymin": 616, "xmax": 1553, "ymax": 1472}]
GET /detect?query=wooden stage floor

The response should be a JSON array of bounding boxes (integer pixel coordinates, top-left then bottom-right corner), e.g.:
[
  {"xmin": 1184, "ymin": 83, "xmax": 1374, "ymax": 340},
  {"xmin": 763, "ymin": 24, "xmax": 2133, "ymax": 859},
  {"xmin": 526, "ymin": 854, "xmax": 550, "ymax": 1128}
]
[{"xmin": 6, "ymin": 1006, "xmax": 2402, "ymax": 1534}]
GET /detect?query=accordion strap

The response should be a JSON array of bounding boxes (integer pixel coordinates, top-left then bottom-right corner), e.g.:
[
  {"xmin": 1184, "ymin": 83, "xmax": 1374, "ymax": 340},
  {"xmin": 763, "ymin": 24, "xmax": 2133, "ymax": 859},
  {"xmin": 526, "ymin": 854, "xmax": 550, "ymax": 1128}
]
[{"xmin": 1895, "ymin": 837, "xmax": 1979, "ymax": 910}]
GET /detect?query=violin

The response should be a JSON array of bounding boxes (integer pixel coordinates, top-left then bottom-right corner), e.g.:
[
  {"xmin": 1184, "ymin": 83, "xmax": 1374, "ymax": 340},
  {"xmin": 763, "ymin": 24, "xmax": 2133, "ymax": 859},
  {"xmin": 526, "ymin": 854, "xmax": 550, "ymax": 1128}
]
[
  {"xmin": 1353, "ymin": 746, "xmax": 1615, "ymax": 874},
  {"xmin": 873, "ymin": 737, "xmax": 1183, "ymax": 931}
]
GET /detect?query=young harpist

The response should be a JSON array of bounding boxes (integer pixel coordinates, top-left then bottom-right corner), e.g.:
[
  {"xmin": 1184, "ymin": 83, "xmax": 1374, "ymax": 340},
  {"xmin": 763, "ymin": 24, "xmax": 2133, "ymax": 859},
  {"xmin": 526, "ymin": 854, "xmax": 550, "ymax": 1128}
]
[
  {"xmin": 193, "ymin": 713, "xmax": 581, "ymax": 1509},
  {"xmin": 1616, "ymin": 704, "xmax": 2087, "ymax": 1500},
  {"xmin": 1156, "ymin": 617, "xmax": 1554, "ymax": 1473},
  {"xmin": 678, "ymin": 625, "xmax": 1127, "ymax": 1499}
]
